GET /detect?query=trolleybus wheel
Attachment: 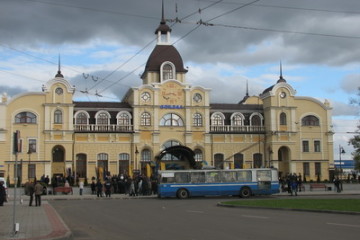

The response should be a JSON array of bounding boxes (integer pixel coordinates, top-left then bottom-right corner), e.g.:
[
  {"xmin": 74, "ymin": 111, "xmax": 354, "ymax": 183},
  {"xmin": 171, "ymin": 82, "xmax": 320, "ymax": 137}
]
[
  {"xmin": 177, "ymin": 188, "xmax": 189, "ymax": 199},
  {"xmin": 239, "ymin": 187, "xmax": 251, "ymax": 198}
]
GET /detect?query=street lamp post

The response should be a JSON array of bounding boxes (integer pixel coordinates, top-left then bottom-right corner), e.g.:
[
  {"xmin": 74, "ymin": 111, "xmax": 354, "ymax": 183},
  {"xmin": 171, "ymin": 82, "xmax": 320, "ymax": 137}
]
[
  {"xmin": 135, "ymin": 146, "xmax": 139, "ymax": 174},
  {"xmin": 339, "ymin": 145, "xmax": 345, "ymax": 178},
  {"xmin": 27, "ymin": 149, "xmax": 32, "ymax": 181}
]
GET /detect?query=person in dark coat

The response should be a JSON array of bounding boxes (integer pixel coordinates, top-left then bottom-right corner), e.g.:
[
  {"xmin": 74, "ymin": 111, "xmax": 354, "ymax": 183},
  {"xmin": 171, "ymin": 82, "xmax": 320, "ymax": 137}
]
[
  {"xmin": 91, "ymin": 180, "xmax": 96, "ymax": 195},
  {"xmin": 105, "ymin": 180, "xmax": 112, "ymax": 197},
  {"xmin": 0, "ymin": 181, "xmax": 6, "ymax": 206},
  {"xmin": 25, "ymin": 180, "xmax": 35, "ymax": 206},
  {"xmin": 34, "ymin": 181, "xmax": 44, "ymax": 206},
  {"xmin": 96, "ymin": 180, "xmax": 103, "ymax": 197}
]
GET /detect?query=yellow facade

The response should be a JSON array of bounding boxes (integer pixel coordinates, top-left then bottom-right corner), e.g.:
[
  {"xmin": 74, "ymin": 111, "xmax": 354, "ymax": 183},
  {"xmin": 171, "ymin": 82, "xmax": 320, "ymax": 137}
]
[{"xmin": 0, "ymin": 18, "xmax": 334, "ymax": 184}]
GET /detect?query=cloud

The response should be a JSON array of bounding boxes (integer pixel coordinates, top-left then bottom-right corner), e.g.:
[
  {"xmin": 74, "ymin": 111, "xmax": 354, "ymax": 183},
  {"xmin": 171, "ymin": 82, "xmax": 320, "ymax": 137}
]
[
  {"xmin": 1, "ymin": 0, "xmax": 359, "ymax": 67},
  {"xmin": 331, "ymin": 101, "xmax": 359, "ymax": 117},
  {"xmin": 341, "ymin": 74, "xmax": 360, "ymax": 94}
]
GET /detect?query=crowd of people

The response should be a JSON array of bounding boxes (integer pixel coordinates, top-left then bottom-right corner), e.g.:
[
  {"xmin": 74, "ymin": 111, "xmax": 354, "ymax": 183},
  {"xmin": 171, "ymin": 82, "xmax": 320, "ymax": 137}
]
[
  {"xmin": 90, "ymin": 174, "xmax": 158, "ymax": 197},
  {"xmin": 279, "ymin": 173, "xmax": 303, "ymax": 196}
]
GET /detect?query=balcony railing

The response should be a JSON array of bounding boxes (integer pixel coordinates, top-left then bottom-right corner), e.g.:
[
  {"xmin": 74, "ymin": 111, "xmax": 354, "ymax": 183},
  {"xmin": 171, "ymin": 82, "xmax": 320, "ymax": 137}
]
[
  {"xmin": 75, "ymin": 124, "xmax": 133, "ymax": 133},
  {"xmin": 210, "ymin": 125, "xmax": 265, "ymax": 133}
]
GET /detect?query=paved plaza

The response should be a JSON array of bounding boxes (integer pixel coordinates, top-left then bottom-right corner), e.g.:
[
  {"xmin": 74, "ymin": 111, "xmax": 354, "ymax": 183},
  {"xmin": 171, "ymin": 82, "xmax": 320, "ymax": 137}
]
[{"xmin": 1, "ymin": 183, "xmax": 360, "ymax": 240}]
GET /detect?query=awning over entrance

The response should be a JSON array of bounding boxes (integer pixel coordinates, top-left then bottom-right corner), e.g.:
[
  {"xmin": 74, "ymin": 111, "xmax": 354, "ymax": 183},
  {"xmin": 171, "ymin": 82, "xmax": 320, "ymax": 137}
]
[{"xmin": 157, "ymin": 145, "xmax": 196, "ymax": 168}]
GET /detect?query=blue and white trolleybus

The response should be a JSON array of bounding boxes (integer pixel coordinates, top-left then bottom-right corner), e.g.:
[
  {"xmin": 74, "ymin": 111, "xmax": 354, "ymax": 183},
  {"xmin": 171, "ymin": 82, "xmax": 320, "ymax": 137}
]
[{"xmin": 157, "ymin": 168, "xmax": 280, "ymax": 199}]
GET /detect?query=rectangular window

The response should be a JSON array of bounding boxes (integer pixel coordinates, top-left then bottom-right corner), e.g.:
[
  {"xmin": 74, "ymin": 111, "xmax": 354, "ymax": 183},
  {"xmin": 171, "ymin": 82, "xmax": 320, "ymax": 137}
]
[
  {"xmin": 314, "ymin": 140, "xmax": 321, "ymax": 152},
  {"xmin": 237, "ymin": 171, "xmax": 252, "ymax": 182},
  {"xmin": 302, "ymin": 140, "xmax": 309, "ymax": 152},
  {"xmin": 190, "ymin": 172, "xmax": 205, "ymax": 183},
  {"xmin": 28, "ymin": 164, "xmax": 36, "ymax": 179},
  {"xmin": 28, "ymin": 139, "xmax": 37, "ymax": 153},
  {"xmin": 303, "ymin": 163, "xmax": 310, "ymax": 176},
  {"xmin": 315, "ymin": 162, "xmax": 321, "ymax": 176},
  {"xmin": 174, "ymin": 172, "xmax": 190, "ymax": 183}
]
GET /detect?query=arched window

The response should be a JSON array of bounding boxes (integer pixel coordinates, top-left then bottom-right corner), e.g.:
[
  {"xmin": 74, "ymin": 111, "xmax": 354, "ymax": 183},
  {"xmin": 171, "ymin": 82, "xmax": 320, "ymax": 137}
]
[
  {"xmin": 141, "ymin": 149, "xmax": 151, "ymax": 162},
  {"xmin": 161, "ymin": 140, "xmax": 181, "ymax": 150},
  {"xmin": 117, "ymin": 111, "xmax": 131, "ymax": 126},
  {"xmin": 98, "ymin": 153, "xmax": 108, "ymax": 161},
  {"xmin": 141, "ymin": 112, "xmax": 151, "ymax": 126},
  {"xmin": 250, "ymin": 113, "xmax": 264, "ymax": 126},
  {"xmin": 54, "ymin": 109, "xmax": 62, "ymax": 124},
  {"xmin": 253, "ymin": 153, "xmax": 262, "ymax": 168},
  {"xmin": 160, "ymin": 113, "xmax": 184, "ymax": 126},
  {"xmin": 231, "ymin": 113, "xmax": 244, "ymax": 126},
  {"xmin": 234, "ymin": 153, "xmax": 244, "ymax": 169},
  {"xmin": 194, "ymin": 149, "xmax": 203, "ymax": 162},
  {"xmin": 211, "ymin": 112, "xmax": 224, "ymax": 126},
  {"xmin": 251, "ymin": 114, "xmax": 262, "ymax": 126},
  {"xmin": 15, "ymin": 112, "xmax": 37, "ymax": 124},
  {"xmin": 162, "ymin": 63, "xmax": 174, "ymax": 81},
  {"xmin": 76, "ymin": 154, "xmax": 87, "ymax": 178},
  {"xmin": 302, "ymin": 115, "xmax": 320, "ymax": 126},
  {"xmin": 119, "ymin": 153, "xmax": 129, "ymax": 175},
  {"xmin": 119, "ymin": 153, "xmax": 130, "ymax": 161},
  {"xmin": 52, "ymin": 146, "xmax": 65, "ymax": 162},
  {"xmin": 161, "ymin": 141, "xmax": 181, "ymax": 161},
  {"xmin": 280, "ymin": 112, "xmax": 287, "ymax": 125},
  {"xmin": 75, "ymin": 111, "xmax": 89, "ymax": 124},
  {"xmin": 97, "ymin": 153, "xmax": 108, "ymax": 177},
  {"xmin": 214, "ymin": 153, "xmax": 224, "ymax": 169},
  {"xmin": 96, "ymin": 111, "xmax": 110, "ymax": 125},
  {"xmin": 193, "ymin": 113, "xmax": 202, "ymax": 126}
]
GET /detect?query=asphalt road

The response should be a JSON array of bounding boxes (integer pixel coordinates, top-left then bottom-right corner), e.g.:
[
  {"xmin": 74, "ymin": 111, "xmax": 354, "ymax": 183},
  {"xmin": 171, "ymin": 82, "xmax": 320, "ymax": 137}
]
[{"xmin": 50, "ymin": 197, "xmax": 360, "ymax": 240}]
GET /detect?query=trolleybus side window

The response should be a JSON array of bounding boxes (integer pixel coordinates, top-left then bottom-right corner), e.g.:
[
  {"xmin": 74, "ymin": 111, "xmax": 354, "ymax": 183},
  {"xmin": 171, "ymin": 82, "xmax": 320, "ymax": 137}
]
[
  {"xmin": 206, "ymin": 171, "xmax": 220, "ymax": 183},
  {"xmin": 237, "ymin": 170, "xmax": 252, "ymax": 182},
  {"xmin": 175, "ymin": 172, "xmax": 190, "ymax": 183},
  {"xmin": 161, "ymin": 172, "xmax": 175, "ymax": 183},
  {"xmin": 257, "ymin": 170, "xmax": 271, "ymax": 181},
  {"xmin": 190, "ymin": 172, "xmax": 205, "ymax": 183},
  {"xmin": 221, "ymin": 171, "xmax": 237, "ymax": 183}
]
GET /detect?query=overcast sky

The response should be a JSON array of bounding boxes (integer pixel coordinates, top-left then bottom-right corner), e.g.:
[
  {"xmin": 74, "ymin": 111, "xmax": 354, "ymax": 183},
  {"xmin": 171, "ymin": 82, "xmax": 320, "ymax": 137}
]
[{"xmin": 1, "ymin": 0, "xmax": 359, "ymax": 160}]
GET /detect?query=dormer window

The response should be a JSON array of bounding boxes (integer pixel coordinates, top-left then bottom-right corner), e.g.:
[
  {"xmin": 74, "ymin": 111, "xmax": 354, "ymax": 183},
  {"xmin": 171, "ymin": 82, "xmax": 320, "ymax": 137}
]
[{"xmin": 161, "ymin": 62, "xmax": 175, "ymax": 81}]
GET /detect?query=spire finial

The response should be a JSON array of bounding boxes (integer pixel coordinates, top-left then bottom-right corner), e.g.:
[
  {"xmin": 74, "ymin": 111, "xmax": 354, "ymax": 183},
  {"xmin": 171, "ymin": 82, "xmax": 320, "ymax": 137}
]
[
  {"xmin": 155, "ymin": 0, "xmax": 172, "ymax": 44},
  {"xmin": 277, "ymin": 60, "xmax": 286, "ymax": 83},
  {"xmin": 55, "ymin": 54, "xmax": 64, "ymax": 78},
  {"xmin": 246, "ymin": 79, "xmax": 249, "ymax": 96},
  {"xmin": 161, "ymin": 0, "xmax": 165, "ymax": 23}
]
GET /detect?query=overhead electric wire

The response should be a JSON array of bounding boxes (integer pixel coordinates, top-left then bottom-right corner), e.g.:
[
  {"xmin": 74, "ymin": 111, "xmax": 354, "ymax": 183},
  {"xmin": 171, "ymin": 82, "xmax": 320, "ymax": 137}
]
[
  {"xmin": 189, "ymin": 0, "xmax": 360, "ymax": 15},
  {"xmin": 209, "ymin": 23, "xmax": 360, "ymax": 39},
  {"xmin": 96, "ymin": 1, "xmax": 225, "ymax": 94},
  {"xmin": 206, "ymin": 0, "xmax": 260, "ymax": 22},
  {"xmin": 14, "ymin": 0, "xmax": 158, "ymax": 21}
]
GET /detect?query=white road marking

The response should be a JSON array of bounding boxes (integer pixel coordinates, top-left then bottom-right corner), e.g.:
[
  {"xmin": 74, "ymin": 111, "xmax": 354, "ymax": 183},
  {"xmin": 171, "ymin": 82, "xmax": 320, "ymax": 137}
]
[
  {"xmin": 242, "ymin": 215, "xmax": 269, "ymax": 219},
  {"xmin": 327, "ymin": 223, "xmax": 360, "ymax": 228}
]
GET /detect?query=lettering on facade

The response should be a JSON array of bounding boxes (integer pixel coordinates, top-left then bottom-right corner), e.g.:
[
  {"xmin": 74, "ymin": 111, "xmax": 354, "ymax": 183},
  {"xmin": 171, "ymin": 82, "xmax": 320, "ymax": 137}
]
[{"xmin": 160, "ymin": 105, "xmax": 184, "ymax": 109}]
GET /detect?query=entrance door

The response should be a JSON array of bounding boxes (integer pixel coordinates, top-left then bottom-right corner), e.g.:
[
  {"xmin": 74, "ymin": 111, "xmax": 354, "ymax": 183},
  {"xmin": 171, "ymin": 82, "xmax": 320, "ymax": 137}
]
[
  {"xmin": 278, "ymin": 147, "xmax": 290, "ymax": 176},
  {"xmin": 52, "ymin": 145, "xmax": 65, "ymax": 176}
]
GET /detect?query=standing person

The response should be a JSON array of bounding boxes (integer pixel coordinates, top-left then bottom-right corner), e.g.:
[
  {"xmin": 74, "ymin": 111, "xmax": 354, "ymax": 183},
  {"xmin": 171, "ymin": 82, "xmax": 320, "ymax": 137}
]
[
  {"xmin": 104, "ymin": 180, "xmax": 111, "ymax": 197},
  {"xmin": 129, "ymin": 178, "xmax": 136, "ymax": 197},
  {"xmin": 290, "ymin": 174, "xmax": 298, "ymax": 196},
  {"xmin": 91, "ymin": 180, "xmax": 96, "ymax": 195},
  {"xmin": 0, "ymin": 181, "xmax": 5, "ymax": 206},
  {"xmin": 34, "ymin": 181, "xmax": 44, "ymax": 207},
  {"xmin": 297, "ymin": 173, "xmax": 303, "ymax": 192},
  {"xmin": 25, "ymin": 180, "xmax": 35, "ymax": 206},
  {"xmin": 79, "ymin": 180, "xmax": 84, "ymax": 196},
  {"xmin": 96, "ymin": 180, "xmax": 103, "ymax": 197}
]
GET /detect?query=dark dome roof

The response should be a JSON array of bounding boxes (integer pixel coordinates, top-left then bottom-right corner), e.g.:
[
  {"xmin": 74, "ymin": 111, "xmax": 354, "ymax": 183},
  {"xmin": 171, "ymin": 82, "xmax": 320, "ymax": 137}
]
[
  {"xmin": 142, "ymin": 45, "xmax": 188, "ymax": 76},
  {"xmin": 155, "ymin": 20, "xmax": 171, "ymax": 34}
]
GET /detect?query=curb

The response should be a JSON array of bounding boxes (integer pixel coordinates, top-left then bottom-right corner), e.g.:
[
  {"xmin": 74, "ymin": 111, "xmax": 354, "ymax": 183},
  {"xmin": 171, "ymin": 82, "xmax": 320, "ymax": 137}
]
[{"xmin": 217, "ymin": 203, "xmax": 360, "ymax": 216}]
